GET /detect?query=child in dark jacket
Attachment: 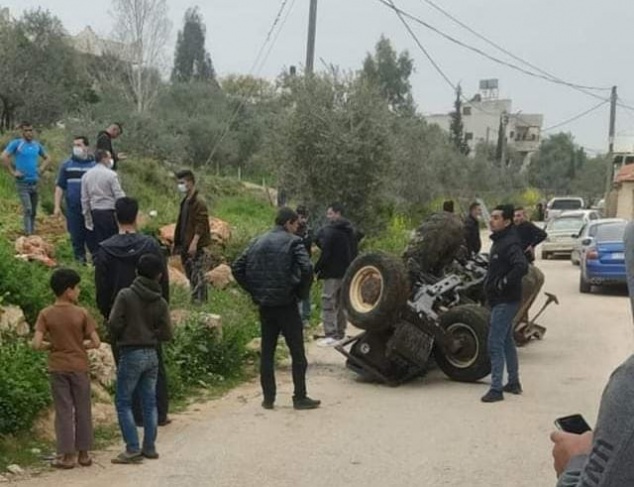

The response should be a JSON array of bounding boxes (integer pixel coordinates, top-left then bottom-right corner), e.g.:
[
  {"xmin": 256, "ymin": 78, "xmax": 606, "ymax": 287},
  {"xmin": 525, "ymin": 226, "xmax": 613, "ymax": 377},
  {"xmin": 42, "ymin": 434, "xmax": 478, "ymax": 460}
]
[{"xmin": 108, "ymin": 254, "xmax": 172, "ymax": 464}]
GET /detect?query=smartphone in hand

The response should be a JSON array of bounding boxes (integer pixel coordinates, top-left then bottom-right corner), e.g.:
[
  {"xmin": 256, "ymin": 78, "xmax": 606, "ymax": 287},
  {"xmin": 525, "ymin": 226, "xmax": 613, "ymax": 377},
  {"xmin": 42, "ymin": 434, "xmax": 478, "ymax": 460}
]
[{"xmin": 555, "ymin": 414, "xmax": 592, "ymax": 435}]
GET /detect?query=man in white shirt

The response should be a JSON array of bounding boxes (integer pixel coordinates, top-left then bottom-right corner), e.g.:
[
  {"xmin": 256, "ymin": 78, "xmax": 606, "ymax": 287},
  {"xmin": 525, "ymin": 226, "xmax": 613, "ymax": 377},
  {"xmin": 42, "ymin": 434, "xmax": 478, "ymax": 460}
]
[{"xmin": 81, "ymin": 150, "xmax": 125, "ymax": 246}]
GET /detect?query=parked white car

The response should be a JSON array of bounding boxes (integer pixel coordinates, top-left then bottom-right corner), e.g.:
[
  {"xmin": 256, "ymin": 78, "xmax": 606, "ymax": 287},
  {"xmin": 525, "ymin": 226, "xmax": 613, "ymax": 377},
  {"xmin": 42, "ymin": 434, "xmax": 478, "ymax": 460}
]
[
  {"xmin": 545, "ymin": 197, "xmax": 585, "ymax": 221},
  {"xmin": 571, "ymin": 218, "xmax": 626, "ymax": 265},
  {"xmin": 542, "ymin": 210, "xmax": 601, "ymax": 259}
]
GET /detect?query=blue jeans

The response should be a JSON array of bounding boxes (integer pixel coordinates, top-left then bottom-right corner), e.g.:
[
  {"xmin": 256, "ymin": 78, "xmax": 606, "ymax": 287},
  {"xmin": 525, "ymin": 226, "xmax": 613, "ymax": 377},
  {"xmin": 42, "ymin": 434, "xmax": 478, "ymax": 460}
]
[
  {"xmin": 488, "ymin": 302, "xmax": 521, "ymax": 392},
  {"xmin": 66, "ymin": 206, "xmax": 96, "ymax": 263},
  {"xmin": 16, "ymin": 181, "xmax": 38, "ymax": 235},
  {"xmin": 115, "ymin": 348, "xmax": 159, "ymax": 454}
]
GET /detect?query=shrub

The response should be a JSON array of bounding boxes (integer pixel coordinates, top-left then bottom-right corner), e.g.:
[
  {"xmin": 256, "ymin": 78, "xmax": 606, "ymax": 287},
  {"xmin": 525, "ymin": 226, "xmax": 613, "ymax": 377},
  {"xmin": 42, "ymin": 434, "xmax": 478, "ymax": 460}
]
[
  {"xmin": 0, "ymin": 240, "xmax": 52, "ymax": 325},
  {"xmin": 0, "ymin": 336, "xmax": 50, "ymax": 435}
]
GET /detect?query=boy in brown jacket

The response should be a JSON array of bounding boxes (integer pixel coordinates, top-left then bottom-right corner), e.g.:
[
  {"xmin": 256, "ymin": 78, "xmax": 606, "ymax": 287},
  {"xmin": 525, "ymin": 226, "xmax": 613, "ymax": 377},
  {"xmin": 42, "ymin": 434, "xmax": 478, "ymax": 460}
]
[
  {"xmin": 33, "ymin": 268, "xmax": 101, "ymax": 469},
  {"xmin": 173, "ymin": 169, "xmax": 212, "ymax": 304}
]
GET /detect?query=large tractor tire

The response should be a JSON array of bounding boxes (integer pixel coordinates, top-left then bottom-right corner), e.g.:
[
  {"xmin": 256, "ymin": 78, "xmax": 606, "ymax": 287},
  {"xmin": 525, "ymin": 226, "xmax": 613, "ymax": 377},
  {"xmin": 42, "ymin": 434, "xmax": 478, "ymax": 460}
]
[
  {"xmin": 433, "ymin": 305, "xmax": 491, "ymax": 383},
  {"xmin": 403, "ymin": 212, "xmax": 465, "ymax": 278},
  {"xmin": 342, "ymin": 253, "xmax": 409, "ymax": 332}
]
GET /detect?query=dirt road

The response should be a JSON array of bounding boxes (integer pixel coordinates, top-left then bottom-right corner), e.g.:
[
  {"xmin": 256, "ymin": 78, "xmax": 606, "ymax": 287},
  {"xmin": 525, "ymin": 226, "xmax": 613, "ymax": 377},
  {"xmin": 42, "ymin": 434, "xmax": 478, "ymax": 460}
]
[{"xmin": 21, "ymin": 258, "xmax": 634, "ymax": 487}]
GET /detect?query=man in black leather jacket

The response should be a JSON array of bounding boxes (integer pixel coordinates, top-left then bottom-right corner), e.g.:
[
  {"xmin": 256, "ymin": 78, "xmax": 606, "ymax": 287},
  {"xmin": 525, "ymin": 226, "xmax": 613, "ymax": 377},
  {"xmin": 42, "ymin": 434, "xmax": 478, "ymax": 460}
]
[
  {"xmin": 232, "ymin": 208, "xmax": 320, "ymax": 411},
  {"xmin": 482, "ymin": 204, "xmax": 528, "ymax": 403}
]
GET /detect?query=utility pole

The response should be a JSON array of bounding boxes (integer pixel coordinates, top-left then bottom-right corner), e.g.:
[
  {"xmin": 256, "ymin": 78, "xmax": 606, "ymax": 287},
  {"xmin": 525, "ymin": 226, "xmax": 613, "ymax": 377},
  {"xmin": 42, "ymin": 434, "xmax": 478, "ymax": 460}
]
[
  {"xmin": 605, "ymin": 86, "xmax": 618, "ymax": 195},
  {"xmin": 305, "ymin": 0, "xmax": 318, "ymax": 75}
]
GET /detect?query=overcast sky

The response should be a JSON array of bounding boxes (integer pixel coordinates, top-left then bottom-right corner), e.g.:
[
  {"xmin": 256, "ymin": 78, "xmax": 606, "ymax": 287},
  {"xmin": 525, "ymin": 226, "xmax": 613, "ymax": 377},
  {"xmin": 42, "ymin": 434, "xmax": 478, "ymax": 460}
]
[{"xmin": 3, "ymin": 0, "xmax": 634, "ymax": 152}]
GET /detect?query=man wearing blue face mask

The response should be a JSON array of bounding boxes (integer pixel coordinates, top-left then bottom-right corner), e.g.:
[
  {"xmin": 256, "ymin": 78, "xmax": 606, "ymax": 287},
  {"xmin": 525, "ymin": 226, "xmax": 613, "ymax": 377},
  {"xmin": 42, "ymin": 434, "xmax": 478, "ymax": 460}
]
[
  {"xmin": 173, "ymin": 170, "xmax": 212, "ymax": 304},
  {"xmin": 81, "ymin": 149, "xmax": 126, "ymax": 246},
  {"xmin": 54, "ymin": 136, "xmax": 97, "ymax": 263}
]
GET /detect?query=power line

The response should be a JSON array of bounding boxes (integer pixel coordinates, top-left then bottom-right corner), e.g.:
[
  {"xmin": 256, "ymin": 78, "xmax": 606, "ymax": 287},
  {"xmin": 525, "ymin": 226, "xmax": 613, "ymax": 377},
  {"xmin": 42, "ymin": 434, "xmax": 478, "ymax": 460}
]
[
  {"xmin": 542, "ymin": 100, "xmax": 609, "ymax": 132},
  {"xmin": 377, "ymin": 0, "xmax": 611, "ymax": 104},
  {"xmin": 203, "ymin": 0, "xmax": 296, "ymax": 168},
  {"xmin": 419, "ymin": 0, "xmax": 611, "ymax": 93}
]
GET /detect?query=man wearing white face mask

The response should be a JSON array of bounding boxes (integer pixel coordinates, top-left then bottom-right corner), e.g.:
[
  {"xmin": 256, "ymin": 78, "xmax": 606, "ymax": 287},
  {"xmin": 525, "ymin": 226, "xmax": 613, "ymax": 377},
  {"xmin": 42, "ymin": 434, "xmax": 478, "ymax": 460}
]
[
  {"xmin": 54, "ymin": 136, "xmax": 97, "ymax": 263},
  {"xmin": 81, "ymin": 149, "xmax": 125, "ymax": 246},
  {"xmin": 173, "ymin": 170, "xmax": 212, "ymax": 304}
]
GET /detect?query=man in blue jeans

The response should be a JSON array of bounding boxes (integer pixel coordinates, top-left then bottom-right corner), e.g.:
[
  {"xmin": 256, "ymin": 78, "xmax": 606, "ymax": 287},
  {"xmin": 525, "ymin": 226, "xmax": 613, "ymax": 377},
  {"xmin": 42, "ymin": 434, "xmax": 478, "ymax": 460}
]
[
  {"xmin": 108, "ymin": 254, "xmax": 172, "ymax": 463},
  {"xmin": 1, "ymin": 122, "xmax": 51, "ymax": 235},
  {"xmin": 54, "ymin": 136, "xmax": 97, "ymax": 263},
  {"xmin": 482, "ymin": 204, "xmax": 528, "ymax": 403}
]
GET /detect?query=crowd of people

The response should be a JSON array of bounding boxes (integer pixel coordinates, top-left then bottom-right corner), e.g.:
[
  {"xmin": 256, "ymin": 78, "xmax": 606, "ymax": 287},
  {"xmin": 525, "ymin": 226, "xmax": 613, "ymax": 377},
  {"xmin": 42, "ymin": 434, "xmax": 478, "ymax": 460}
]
[{"xmin": 4, "ymin": 123, "xmax": 634, "ymax": 484}]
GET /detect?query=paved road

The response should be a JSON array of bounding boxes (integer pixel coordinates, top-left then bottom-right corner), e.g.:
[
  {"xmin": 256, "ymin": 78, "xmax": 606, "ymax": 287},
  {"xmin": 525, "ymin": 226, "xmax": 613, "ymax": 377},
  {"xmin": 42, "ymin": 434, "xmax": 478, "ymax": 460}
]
[{"xmin": 21, "ymin": 258, "xmax": 634, "ymax": 487}]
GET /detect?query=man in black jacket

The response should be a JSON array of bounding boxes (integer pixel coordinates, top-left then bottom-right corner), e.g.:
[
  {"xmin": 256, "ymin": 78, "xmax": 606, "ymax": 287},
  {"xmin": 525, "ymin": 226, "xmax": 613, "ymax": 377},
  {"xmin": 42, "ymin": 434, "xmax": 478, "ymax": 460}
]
[
  {"xmin": 96, "ymin": 123, "xmax": 126, "ymax": 171},
  {"xmin": 314, "ymin": 203, "xmax": 358, "ymax": 346},
  {"xmin": 482, "ymin": 205, "xmax": 529, "ymax": 403},
  {"xmin": 94, "ymin": 197, "xmax": 171, "ymax": 425},
  {"xmin": 232, "ymin": 208, "xmax": 320, "ymax": 411},
  {"xmin": 514, "ymin": 207, "xmax": 547, "ymax": 262},
  {"xmin": 464, "ymin": 201, "xmax": 482, "ymax": 256}
]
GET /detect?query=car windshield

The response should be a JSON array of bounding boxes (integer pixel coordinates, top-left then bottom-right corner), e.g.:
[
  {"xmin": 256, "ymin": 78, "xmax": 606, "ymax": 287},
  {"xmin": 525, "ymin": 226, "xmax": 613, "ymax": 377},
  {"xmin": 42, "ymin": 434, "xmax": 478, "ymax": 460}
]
[
  {"xmin": 548, "ymin": 216, "xmax": 584, "ymax": 232},
  {"xmin": 551, "ymin": 199, "xmax": 583, "ymax": 210},
  {"xmin": 595, "ymin": 222, "xmax": 627, "ymax": 242}
]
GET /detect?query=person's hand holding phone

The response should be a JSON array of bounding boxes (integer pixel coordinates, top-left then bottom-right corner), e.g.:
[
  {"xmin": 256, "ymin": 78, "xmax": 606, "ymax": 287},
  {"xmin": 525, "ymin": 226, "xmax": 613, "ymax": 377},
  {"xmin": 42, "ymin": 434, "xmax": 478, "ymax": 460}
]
[{"xmin": 551, "ymin": 430, "xmax": 593, "ymax": 477}]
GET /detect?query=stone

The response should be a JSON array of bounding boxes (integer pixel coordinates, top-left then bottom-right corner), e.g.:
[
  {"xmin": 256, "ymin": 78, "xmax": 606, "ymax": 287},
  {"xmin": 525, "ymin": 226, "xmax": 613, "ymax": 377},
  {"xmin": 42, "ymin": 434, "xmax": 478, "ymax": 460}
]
[
  {"xmin": 0, "ymin": 474, "xmax": 8, "ymax": 482},
  {"xmin": 170, "ymin": 309, "xmax": 191, "ymax": 326},
  {"xmin": 169, "ymin": 266, "xmax": 190, "ymax": 289},
  {"xmin": 6, "ymin": 465, "xmax": 24, "ymax": 476},
  {"xmin": 14, "ymin": 235, "xmax": 57, "ymax": 267},
  {"xmin": 91, "ymin": 383, "xmax": 113, "ymax": 405},
  {"xmin": 200, "ymin": 313, "xmax": 223, "ymax": 337},
  {"xmin": 0, "ymin": 305, "xmax": 29, "ymax": 337},
  {"xmin": 159, "ymin": 218, "xmax": 232, "ymax": 246},
  {"xmin": 169, "ymin": 255, "xmax": 185, "ymax": 273},
  {"xmin": 246, "ymin": 338, "xmax": 261, "ymax": 353},
  {"xmin": 88, "ymin": 343, "xmax": 116, "ymax": 388},
  {"xmin": 206, "ymin": 264, "xmax": 234, "ymax": 289}
]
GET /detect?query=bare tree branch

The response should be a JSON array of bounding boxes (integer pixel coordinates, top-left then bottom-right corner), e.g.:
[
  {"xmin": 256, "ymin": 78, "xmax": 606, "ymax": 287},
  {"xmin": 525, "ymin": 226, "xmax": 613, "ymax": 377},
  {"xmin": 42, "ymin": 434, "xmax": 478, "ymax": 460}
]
[{"xmin": 111, "ymin": 0, "xmax": 171, "ymax": 113}]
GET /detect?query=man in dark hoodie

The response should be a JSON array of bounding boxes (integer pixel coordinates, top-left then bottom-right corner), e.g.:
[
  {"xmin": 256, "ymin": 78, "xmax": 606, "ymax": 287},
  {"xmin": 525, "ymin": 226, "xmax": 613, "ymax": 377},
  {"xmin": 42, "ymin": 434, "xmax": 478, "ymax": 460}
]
[
  {"xmin": 108, "ymin": 253, "xmax": 172, "ymax": 464},
  {"xmin": 314, "ymin": 203, "xmax": 358, "ymax": 346},
  {"xmin": 464, "ymin": 201, "xmax": 482, "ymax": 256},
  {"xmin": 96, "ymin": 123, "xmax": 126, "ymax": 171},
  {"xmin": 232, "ymin": 208, "xmax": 320, "ymax": 411},
  {"xmin": 94, "ymin": 197, "xmax": 171, "ymax": 426},
  {"xmin": 482, "ymin": 204, "xmax": 528, "ymax": 403}
]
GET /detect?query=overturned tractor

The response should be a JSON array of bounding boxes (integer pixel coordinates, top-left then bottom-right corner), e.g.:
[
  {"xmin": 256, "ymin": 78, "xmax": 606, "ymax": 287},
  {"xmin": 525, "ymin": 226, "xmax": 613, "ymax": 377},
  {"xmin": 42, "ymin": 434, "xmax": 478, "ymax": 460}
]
[{"xmin": 336, "ymin": 212, "xmax": 557, "ymax": 386}]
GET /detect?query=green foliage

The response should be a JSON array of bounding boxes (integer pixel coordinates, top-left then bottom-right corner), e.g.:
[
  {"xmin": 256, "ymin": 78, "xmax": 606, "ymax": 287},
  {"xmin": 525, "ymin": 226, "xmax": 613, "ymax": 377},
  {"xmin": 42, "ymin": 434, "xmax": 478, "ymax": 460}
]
[
  {"xmin": 0, "ymin": 9, "xmax": 95, "ymax": 129},
  {"xmin": 363, "ymin": 215, "xmax": 413, "ymax": 256},
  {"xmin": 528, "ymin": 133, "xmax": 589, "ymax": 195},
  {"xmin": 0, "ymin": 240, "xmax": 52, "ymax": 325},
  {"xmin": 360, "ymin": 36, "xmax": 415, "ymax": 114},
  {"xmin": 267, "ymin": 73, "xmax": 393, "ymax": 233},
  {"xmin": 0, "ymin": 336, "xmax": 50, "ymax": 435},
  {"xmin": 172, "ymin": 7, "xmax": 216, "ymax": 83},
  {"xmin": 449, "ymin": 85, "xmax": 470, "ymax": 156}
]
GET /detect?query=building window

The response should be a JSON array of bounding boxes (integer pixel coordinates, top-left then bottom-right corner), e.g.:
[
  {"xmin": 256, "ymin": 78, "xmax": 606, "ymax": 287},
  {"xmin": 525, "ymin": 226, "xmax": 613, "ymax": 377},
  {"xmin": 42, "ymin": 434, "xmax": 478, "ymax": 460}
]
[
  {"xmin": 465, "ymin": 132, "xmax": 474, "ymax": 141},
  {"xmin": 463, "ymin": 106, "xmax": 472, "ymax": 116}
]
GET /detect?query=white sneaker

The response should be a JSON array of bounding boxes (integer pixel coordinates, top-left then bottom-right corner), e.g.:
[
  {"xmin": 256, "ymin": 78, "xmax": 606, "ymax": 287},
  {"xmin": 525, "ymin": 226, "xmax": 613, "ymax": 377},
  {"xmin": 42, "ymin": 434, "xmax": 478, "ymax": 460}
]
[{"xmin": 317, "ymin": 337, "xmax": 338, "ymax": 347}]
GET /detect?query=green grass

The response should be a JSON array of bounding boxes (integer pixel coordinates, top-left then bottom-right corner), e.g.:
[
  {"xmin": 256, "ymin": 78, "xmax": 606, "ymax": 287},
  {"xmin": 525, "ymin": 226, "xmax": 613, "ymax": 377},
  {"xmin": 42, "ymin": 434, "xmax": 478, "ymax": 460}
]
[{"xmin": 0, "ymin": 434, "xmax": 53, "ymax": 472}]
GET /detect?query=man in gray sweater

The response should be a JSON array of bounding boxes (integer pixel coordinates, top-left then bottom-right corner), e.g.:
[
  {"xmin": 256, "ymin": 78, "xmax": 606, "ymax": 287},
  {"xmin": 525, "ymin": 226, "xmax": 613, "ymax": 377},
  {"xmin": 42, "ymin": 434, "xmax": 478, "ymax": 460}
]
[{"xmin": 552, "ymin": 354, "xmax": 634, "ymax": 486}]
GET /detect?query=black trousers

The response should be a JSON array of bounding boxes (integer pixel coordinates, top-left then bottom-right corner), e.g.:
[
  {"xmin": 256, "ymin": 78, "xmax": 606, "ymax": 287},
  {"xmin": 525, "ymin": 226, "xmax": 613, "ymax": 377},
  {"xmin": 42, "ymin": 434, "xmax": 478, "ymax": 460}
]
[
  {"xmin": 91, "ymin": 209, "xmax": 118, "ymax": 245},
  {"xmin": 259, "ymin": 304, "xmax": 308, "ymax": 402},
  {"xmin": 112, "ymin": 342, "xmax": 169, "ymax": 424}
]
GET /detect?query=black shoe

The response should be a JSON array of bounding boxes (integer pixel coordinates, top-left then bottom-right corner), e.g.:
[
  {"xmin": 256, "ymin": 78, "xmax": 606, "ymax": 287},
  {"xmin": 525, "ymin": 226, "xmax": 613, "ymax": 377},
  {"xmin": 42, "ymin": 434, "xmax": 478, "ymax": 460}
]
[
  {"xmin": 503, "ymin": 382, "xmax": 523, "ymax": 395},
  {"xmin": 293, "ymin": 397, "xmax": 321, "ymax": 410},
  {"xmin": 158, "ymin": 418, "xmax": 172, "ymax": 427},
  {"xmin": 142, "ymin": 450, "xmax": 159, "ymax": 460},
  {"xmin": 481, "ymin": 390, "xmax": 504, "ymax": 403},
  {"xmin": 261, "ymin": 400, "xmax": 274, "ymax": 410}
]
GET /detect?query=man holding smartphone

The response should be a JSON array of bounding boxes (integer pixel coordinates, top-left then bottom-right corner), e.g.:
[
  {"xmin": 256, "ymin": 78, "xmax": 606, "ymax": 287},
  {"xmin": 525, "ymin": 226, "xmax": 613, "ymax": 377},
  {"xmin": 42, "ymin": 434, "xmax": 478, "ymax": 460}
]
[{"xmin": 551, "ymin": 355, "xmax": 634, "ymax": 485}]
